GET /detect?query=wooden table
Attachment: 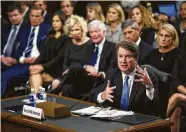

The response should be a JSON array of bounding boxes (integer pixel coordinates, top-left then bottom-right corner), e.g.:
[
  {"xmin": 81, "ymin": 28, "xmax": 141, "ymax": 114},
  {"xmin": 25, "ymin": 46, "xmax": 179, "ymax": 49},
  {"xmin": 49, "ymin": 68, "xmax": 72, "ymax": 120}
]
[{"xmin": 1, "ymin": 94, "xmax": 173, "ymax": 132}]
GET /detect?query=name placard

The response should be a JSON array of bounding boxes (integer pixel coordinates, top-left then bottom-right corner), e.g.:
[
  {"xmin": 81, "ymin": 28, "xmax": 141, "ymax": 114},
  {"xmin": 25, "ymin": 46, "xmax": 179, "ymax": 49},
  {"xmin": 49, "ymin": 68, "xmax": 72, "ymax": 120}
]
[{"xmin": 22, "ymin": 105, "xmax": 45, "ymax": 120}]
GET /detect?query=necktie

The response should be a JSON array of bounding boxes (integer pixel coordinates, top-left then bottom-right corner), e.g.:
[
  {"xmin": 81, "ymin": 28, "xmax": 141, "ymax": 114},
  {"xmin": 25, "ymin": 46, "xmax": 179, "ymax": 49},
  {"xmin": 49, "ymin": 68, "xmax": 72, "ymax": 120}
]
[
  {"xmin": 25, "ymin": 27, "xmax": 36, "ymax": 57},
  {"xmin": 120, "ymin": 76, "xmax": 129, "ymax": 110},
  {"xmin": 4, "ymin": 26, "xmax": 17, "ymax": 56},
  {"xmin": 89, "ymin": 46, "xmax": 99, "ymax": 66}
]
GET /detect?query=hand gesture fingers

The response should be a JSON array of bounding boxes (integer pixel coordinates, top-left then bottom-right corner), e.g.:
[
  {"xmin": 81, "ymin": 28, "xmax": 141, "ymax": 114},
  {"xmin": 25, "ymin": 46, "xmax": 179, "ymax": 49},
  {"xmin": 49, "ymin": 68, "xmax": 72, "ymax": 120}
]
[{"xmin": 135, "ymin": 66, "xmax": 153, "ymax": 86}]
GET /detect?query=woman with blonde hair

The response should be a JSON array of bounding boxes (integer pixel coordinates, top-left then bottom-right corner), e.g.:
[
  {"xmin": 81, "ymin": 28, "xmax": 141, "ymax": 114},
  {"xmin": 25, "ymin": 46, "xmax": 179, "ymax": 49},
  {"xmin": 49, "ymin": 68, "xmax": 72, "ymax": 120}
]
[
  {"xmin": 105, "ymin": 3, "xmax": 125, "ymax": 43},
  {"xmin": 50, "ymin": 15, "xmax": 94, "ymax": 93},
  {"xmin": 86, "ymin": 2, "xmax": 105, "ymax": 23},
  {"xmin": 144, "ymin": 23, "xmax": 186, "ymax": 117},
  {"xmin": 131, "ymin": 4, "xmax": 157, "ymax": 46}
]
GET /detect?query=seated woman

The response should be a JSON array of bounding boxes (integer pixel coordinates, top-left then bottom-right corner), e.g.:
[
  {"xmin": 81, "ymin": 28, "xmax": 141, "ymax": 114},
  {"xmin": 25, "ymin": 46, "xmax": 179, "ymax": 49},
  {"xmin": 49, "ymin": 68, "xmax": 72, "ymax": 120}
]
[
  {"xmin": 105, "ymin": 3, "xmax": 125, "ymax": 44},
  {"xmin": 131, "ymin": 4, "xmax": 158, "ymax": 47},
  {"xmin": 144, "ymin": 23, "xmax": 185, "ymax": 117},
  {"xmin": 86, "ymin": 2, "xmax": 105, "ymax": 23},
  {"xmin": 29, "ymin": 13, "xmax": 69, "ymax": 93},
  {"xmin": 50, "ymin": 15, "xmax": 94, "ymax": 97}
]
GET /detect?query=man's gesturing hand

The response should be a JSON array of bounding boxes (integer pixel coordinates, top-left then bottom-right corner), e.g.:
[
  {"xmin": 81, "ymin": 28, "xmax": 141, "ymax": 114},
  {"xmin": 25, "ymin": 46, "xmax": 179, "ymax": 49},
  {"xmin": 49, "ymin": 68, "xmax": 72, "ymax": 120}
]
[{"xmin": 101, "ymin": 80, "xmax": 116, "ymax": 102}]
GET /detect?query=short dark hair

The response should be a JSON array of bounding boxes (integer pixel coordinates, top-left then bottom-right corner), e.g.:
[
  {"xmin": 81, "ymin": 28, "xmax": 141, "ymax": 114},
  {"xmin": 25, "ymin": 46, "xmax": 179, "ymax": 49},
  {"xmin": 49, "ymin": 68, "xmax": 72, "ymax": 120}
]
[
  {"xmin": 116, "ymin": 40, "xmax": 139, "ymax": 61},
  {"xmin": 7, "ymin": 4, "xmax": 22, "ymax": 14},
  {"xmin": 30, "ymin": 6, "xmax": 44, "ymax": 16},
  {"xmin": 121, "ymin": 19, "xmax": 139, "ymax": 30},
  {"xmin": 61, "ymin": 0, "xmax": 76, "ymax": 8},
  {"xmin": 33, "ymin": 0, "xmax": 47, "ymax": 5}
]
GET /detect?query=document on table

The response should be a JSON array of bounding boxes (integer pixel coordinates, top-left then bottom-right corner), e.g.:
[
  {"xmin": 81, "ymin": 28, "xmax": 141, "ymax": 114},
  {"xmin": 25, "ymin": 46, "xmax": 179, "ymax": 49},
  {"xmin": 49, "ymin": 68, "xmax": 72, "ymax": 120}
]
[
  {"xmin": 71, "ymin": 106, "xmax": 134, "ymax": 118},
  {"xmin": 71, "ymin": 106, "xmax": 104, "ymax": 116},
  {"xmin": 90, "ymin": 109, "xmax": 134, "ymax": 119}
]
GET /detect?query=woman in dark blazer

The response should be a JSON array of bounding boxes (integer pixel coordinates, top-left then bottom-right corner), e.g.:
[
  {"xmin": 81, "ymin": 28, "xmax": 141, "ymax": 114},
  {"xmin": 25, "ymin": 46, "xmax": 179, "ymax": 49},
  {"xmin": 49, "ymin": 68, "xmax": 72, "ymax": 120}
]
[{"xmin": 29, "ymin": 13, "xmax": 69, "ymax": 93}]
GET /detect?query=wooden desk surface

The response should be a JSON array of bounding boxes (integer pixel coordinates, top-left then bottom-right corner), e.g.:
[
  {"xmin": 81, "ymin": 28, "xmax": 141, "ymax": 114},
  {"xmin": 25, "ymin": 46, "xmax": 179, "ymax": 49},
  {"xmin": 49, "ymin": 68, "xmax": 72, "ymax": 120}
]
[{"xmin": 1, "ymin": 94, "xmax": 173, "ymax": 132}]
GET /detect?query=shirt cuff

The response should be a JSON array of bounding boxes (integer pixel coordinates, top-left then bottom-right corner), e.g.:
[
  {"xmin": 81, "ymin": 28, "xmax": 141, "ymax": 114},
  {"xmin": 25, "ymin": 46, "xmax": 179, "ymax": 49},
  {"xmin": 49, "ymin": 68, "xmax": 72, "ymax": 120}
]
[
  {"xmin": 146, "ymin": 85, "xmax": 154, "ymax": 100},
  {"xmin": 97, "ymin": 92, "xmax": 106, "ymax": 103},
  {"xmin": 19, "ymin": 56, "xmax": 25, "ymax": 64},
  {"xmin": 99, "ymin": 72, "xmax": 105, "ymax": 79},
  {"xmin": 1, "ymin": 55, "xmax": 4, "ymax": 58}
]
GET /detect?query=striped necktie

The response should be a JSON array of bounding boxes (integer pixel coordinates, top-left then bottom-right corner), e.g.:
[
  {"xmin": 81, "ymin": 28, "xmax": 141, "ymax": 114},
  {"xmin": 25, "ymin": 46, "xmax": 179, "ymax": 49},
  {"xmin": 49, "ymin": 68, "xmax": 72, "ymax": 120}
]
[{"xmin": 25, "ymin": 27, "xmax": 36, "ymax": 57}]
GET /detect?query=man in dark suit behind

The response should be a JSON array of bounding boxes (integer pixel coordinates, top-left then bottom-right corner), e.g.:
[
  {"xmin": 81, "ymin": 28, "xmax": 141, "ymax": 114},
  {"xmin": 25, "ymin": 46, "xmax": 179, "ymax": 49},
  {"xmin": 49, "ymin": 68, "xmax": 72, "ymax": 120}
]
[
  {"xmin": 1, "ymin": 6, "xmax": 50, "ymax": 97},
  {"xmin": 1, "ymin": 4, "xmax": 26, "ymax": 72},
  {"xmin": 90, "ymin": 41, "xmax": 159, "ymax": 115},
  {"xmin": 51, "ymin": 20, "xmax": 117, "ymax": 98},
  {"xmin": 122, "ymin": 19, "xmax": 154, "ymax": 64},
  {"xmin": 33, "ymin": 0, "xmax": 52, "ymax": 25}
]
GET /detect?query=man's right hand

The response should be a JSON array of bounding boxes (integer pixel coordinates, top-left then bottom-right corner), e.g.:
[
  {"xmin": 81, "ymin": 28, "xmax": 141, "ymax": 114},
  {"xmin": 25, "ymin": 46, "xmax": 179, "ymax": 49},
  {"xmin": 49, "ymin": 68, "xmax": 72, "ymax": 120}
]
[
  {"xmin": 101, "ymin": 80, "xmax": 116, "ymax": 102},
  {"xmin": 1, "ymin": 56, "xmax": 17, "ymax": 66}
]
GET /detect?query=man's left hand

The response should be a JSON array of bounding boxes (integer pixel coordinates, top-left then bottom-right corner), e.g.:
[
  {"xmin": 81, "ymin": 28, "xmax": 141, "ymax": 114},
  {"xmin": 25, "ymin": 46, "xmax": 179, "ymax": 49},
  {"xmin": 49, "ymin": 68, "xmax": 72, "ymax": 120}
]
[{"xmin": 135, "ymin": 65, "xmax": 153, "ymax": 87}]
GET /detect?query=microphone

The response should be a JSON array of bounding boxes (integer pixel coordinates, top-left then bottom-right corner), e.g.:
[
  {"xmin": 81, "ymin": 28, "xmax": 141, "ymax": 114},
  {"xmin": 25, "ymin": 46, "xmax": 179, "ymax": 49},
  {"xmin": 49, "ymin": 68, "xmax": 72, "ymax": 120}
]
[{"xmin": 69, "ymin": 82, "xmax": 98, "ymax": 110}]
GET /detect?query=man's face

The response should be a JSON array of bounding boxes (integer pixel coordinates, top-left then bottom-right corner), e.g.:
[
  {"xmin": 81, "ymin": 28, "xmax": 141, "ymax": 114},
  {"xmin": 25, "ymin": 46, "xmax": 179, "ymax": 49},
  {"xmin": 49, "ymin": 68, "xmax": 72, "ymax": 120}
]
[
  {"xmin": 29, "ymin": 9, "xmax": 43, "ymax": 26},
  {"xmin": 123, "ymin": 26, "xmax": 139, "ymax": 42},
  {"xmin": 180, "ymin": 3, "xmax": 186, "ymax": 19},
  {"xmin": 61, "ymin": 1, "xmax": 74, "ymax": 17},
  {"xmin": 34, "ymin": 1, "xmax": 47, "ymax": 11},
  {"xmin": 89, "ymin": 27, "xmax": 105, "ymax": 44},
  {"xmin": 8, "ymin": 9, "xmax": 22, "ymax": 25},
  {"xmin": 117, "ymin": 47, "xmax": 137, "ymax": 74}
]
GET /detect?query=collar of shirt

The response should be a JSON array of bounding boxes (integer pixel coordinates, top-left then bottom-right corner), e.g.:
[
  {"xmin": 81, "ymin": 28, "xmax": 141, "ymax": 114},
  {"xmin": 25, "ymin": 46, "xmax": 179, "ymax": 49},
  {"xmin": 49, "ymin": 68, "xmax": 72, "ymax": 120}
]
[
  {"xmin": 135, "ymin": 37, "xmax": 141, "ymax": 47},
  {"xmin": 121, "ymin": 68, "xmax": 136, "ymax": 84},
  {"xmin": 12, "ymin": 20, "xmax": 23, "ymax": 30},
  {"xmin": 121, "ymin": 68, "xmax": 136, "ymax": 98}
]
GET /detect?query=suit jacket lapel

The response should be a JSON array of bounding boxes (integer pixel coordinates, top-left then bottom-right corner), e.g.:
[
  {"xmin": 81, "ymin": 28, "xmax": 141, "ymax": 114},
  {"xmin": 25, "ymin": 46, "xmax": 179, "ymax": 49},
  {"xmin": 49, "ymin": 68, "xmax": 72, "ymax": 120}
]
[
  {"xmin": 114, "ymin": 71, "xmax": 123, "ymax": 107},
  {"xmin": 129, "ymin": 75, "xmax": 140, "ymax": 106},
  {"xmin": 99, "ymin": 40, "xmax": 108, "ymax": 69}
]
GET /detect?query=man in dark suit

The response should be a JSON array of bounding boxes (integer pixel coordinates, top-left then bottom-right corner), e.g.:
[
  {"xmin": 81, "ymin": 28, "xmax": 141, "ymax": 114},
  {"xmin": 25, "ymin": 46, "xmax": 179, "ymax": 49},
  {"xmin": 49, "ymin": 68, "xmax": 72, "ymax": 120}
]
[
  {"xmin": 51, "ymin": 20, "xmax": 117, "ymax": 98},
  {"xmin": 33, "ymin": 0, "xmax": 52, "ymax": 24},
  {"xmin": 122, "ymin": 19, "xmax": 154, "ymax": 64},
  {"xmin": 1, "ymin": 4, "xmax": 26, "ymax": 72},
  {"xmin": 90, "ymin": 41, "xmax": 159, "ymax": 115},
  {"xmin": 1, "ymin": 6, "xmax": 50, "ymax": 97}
]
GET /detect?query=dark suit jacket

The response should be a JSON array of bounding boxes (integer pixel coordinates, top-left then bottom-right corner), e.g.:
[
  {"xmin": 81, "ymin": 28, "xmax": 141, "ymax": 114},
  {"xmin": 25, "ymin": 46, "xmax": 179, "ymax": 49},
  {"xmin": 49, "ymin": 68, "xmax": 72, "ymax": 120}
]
[
  {"xmin": 94, "ymin": 40, "xmax": 117, "ymax": 73},
  {"xmin": 141, "ymin": 27, "xmax": 156, "ymax": 46},
  {"xmin": 1, "ymin": 21, "xmax": 28, "ymax": 58},
  {"xmin": 15, "ymin": 23, "xmax": 51, "ymax": 59},
  {"xmin": 91, "ymin": 69, "xmax": 159, "ymax": 115},
  {"xmin": 139, "ymin": 40, "xmax": 154, "ymax": 65},
  {"xmin": 43, "ymin": 12, "xmax": 52, "ymax": 24}
]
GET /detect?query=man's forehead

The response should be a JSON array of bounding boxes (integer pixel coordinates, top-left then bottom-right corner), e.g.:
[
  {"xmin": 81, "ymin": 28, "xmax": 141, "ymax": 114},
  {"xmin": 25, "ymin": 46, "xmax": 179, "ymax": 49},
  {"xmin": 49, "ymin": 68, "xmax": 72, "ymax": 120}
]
[{"xmin": 89, "ymin": 28, "xmax": 100, "ymax": 31}]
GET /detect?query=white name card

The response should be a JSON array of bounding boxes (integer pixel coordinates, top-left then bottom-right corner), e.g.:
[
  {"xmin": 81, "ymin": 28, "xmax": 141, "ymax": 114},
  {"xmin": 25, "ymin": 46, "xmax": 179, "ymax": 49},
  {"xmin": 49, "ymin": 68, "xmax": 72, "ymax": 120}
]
[{"xmin": 22, "ymin": 105, "xmax": 45, "ymax": 120}]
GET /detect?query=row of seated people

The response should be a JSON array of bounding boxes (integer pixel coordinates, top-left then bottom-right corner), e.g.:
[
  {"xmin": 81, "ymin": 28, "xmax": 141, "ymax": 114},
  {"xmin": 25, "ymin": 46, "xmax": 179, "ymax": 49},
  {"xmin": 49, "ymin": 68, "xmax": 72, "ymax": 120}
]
[
  {"xmin": 2, "ymin": 1, "xmax": 186, "ymax": 50},
  {"xmin": 1, "ymin": 2, "xmax": 186, "ymax": 132}
]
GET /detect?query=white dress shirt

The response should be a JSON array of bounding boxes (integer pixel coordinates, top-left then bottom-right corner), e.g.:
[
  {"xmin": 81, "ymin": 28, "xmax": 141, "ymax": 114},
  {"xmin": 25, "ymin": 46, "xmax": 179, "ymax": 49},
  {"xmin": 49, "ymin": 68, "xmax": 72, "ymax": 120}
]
[
  {"xmin": 19, "ymin": 26, "xmax": 40, "ymax": 63},
  {"xmin": 94, "ymin": 37, "xmax": 105, "ymax": 71}
]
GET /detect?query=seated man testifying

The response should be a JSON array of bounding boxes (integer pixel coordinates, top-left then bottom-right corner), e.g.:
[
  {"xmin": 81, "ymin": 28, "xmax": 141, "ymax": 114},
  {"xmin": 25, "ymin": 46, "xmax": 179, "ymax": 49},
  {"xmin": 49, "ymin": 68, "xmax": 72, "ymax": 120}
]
[{"xmin": 90, "ymin": 41, "xmax": 159, "ymax": 115}]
